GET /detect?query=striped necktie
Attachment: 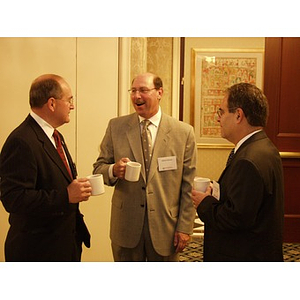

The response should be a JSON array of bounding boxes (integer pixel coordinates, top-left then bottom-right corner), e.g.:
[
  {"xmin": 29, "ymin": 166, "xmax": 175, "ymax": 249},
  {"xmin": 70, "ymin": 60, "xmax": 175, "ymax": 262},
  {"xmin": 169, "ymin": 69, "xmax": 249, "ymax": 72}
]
[
  {"xmin": 53, "ymin": 129, "xmax": 72, "ymax": 179},
  {"xmin": 226, "ymin": 148, "xmax": 235, "ymax": 166}
]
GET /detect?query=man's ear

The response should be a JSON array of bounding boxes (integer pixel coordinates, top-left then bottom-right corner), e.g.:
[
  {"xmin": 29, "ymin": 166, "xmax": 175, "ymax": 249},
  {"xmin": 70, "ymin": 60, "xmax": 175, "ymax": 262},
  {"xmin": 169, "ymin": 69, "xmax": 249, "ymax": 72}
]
[
  {"xmin": 158, "ymin": 87, "xmax": 163, "ymax": 100},
  {"xmin": 47, "ymin": 97, "xmax": 56, "ymax": 112},
  {"xmin": 236, "ymin": 108, "xmax": 243, "ymax": 123}
]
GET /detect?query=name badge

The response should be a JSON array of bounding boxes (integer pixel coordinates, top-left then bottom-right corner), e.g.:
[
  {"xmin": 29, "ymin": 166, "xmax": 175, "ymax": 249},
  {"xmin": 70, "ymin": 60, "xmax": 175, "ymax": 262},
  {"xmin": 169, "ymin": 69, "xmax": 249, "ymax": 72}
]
[
  {"xmin": 158, "ymin": 156, "xmax": 177, "ymax": 171},
  {"xmin": 212, "ymin": 180, "xmax": 220, "ymax": 200}
]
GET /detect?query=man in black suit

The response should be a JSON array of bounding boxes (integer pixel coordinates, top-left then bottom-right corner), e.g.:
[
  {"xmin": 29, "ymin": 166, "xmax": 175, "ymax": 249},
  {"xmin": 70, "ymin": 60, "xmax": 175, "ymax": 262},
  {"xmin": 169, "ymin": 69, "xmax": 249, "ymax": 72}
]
[
  {"xmin": 0, "ymin": 74, "xmax": 92, "ymax": 261},
  {"xmin": 192, "ymin": 83, "xmax": 284, "ymax": 261}
]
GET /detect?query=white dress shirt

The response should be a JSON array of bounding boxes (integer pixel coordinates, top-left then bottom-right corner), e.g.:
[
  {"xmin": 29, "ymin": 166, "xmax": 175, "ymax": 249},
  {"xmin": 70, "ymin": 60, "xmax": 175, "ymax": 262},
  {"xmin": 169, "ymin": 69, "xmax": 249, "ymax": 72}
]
[
  {"xmin": 30, "ymin": 111, "xmax": 56, "ymax": 147},
  {"xmin": 234, "ymin": 129, "xmax": 263, "ymax": 153},
  {"xmin": 108, "ymin": 107, "xmax": 162, "ymax": 179}
]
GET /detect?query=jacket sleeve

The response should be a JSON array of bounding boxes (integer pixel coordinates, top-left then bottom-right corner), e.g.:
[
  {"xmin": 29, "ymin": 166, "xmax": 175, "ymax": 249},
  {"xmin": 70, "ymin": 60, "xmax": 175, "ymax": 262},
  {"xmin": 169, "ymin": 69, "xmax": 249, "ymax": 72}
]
[
  {"xmin": 197, "ymin": 159, "xmax": 264, "ymax": 231},
  {"xmin": 93, "ymin": 119, "xmax": 118, "ymax": 186},
  {"xmin": 176, "ymin": 125, "xmax": 197, "ymax": 234}
]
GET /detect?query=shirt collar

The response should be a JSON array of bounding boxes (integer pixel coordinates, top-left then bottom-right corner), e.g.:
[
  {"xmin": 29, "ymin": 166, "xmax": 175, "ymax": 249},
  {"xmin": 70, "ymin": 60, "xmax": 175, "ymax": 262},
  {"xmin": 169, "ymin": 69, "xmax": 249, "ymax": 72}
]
[
  {"xmin": 235, "ymin": 129, "xmax": 262, "ymax": 153},
  {"xmin": 30, "ymin": 111, "xmax": 55, "ymax": 140},
  {"xmin": 138, "ymin": 106, "xmax": 161, "ymax": 127}
]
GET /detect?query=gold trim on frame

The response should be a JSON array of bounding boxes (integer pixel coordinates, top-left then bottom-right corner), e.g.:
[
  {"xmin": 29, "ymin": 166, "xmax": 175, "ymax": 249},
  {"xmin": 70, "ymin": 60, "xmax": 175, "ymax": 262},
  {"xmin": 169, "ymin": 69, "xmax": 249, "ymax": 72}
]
[
  {"xmin": 197, "ymin": 143, "xmax": 234, "ymax": 149},
  {"xmin": 280, "ymin": 152, "xmax": 300, "ymax": 159}
]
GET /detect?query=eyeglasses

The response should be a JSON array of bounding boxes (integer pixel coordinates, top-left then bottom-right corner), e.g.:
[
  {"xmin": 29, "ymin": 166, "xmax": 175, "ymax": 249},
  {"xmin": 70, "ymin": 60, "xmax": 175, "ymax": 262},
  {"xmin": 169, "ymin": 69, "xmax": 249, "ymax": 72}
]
[
  {"xmin": 56, "ymin": 97, "xmax": 74, "ymax": 105},
  {"xmin": 216, "ymin": 107, "xmax": 238, "ymax": 118},
  {"xmin": 128, "ymin": 87, "xmax": 157, "ymax": 95}
]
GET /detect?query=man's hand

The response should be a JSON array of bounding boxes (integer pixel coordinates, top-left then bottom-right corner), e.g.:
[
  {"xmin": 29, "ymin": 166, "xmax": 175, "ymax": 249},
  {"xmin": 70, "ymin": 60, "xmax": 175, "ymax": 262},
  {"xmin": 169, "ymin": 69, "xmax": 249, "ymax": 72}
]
[
  {"xmin": 113, "ymin": 157, "xmax": 130, "ymax": 179},
  {"xmin": 67, "ymin": 178, "xmax": 92, "ymax": 203},
  {"xmin": 191, "ymin": 185, "xmax": 212, "ymax": 209},
  {"xmin": 174, "ymin": 231, "xmax": 190, "ymax": 253}
]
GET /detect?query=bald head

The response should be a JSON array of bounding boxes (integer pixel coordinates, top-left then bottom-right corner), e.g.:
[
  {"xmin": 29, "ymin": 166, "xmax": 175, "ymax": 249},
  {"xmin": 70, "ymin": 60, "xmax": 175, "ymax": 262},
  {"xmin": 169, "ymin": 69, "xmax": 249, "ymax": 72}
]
[
  {"xmin": 29, "ymin": 74, "xmax": 67, "ymax": 108},
  {"xmin": 132, "ymin": 72, "xmax": 163, "ymax": 90}
]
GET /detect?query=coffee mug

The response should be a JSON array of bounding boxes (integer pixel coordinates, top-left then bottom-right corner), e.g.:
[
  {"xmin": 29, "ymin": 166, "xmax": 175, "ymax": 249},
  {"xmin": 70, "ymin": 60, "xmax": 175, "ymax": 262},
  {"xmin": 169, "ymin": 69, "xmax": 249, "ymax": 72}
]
[
  {"xmin": 87, "ymin": 174, "xmax": 105, "ymax": 195},
  {"xmin": 194, "ymin": 177, "xmax": 210, "ymax": 192},
  {"xmin": 125, "ymin": 161, "xmax": 141, "ymax": 182}
]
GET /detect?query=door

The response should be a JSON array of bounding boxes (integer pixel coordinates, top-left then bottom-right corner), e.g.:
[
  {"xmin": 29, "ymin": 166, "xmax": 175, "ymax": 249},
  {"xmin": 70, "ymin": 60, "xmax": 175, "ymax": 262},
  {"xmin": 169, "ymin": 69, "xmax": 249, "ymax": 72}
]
[{"xmin": 264, "ymin": 37, "xmax": 300, "ymax": 242}]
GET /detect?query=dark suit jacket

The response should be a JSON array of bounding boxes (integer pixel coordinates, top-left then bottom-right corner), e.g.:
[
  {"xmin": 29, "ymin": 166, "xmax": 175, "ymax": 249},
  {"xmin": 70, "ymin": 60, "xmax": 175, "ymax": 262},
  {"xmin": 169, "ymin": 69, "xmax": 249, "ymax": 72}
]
[
  {"xmin": 0, "ymin": 114, "xmax": 90, "ymax": 261},
  {"xmin": 197, "ymin": 131, "xmax": 284, "ymax": 261}
]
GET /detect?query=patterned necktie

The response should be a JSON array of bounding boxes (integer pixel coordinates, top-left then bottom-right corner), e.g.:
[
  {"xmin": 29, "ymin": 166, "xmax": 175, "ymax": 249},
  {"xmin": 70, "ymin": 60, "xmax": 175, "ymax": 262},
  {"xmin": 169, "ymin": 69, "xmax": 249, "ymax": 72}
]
[
  {"xmin": 53, "ymin": 129, "xmax": 72, "ymax": 179},
  {"xmin": 141, "ymin": 120, "xmax": 152, "ymax": 178},
  {"xmin": 226, "ymin": 148, "xmax": 235, "ymax": 166}
]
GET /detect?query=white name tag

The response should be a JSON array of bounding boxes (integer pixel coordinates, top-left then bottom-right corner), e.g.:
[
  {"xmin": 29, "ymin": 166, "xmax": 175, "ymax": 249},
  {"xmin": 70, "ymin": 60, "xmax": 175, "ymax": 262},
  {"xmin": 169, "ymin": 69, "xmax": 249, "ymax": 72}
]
[
  {"xmin": 158, "ymin": 156, "xmax": 177, "ymax": 171},
  {"xmin": 212, "ymin": 180, "xmax": 220, "ymax": 200}
]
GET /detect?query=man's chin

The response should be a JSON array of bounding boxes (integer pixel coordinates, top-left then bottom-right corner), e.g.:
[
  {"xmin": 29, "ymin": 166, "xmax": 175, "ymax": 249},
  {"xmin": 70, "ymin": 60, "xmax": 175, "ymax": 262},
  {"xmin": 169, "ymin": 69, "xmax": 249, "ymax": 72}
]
[{"xmin": 135, "ymin": 106, "xmax": 146, "ymax": 116}]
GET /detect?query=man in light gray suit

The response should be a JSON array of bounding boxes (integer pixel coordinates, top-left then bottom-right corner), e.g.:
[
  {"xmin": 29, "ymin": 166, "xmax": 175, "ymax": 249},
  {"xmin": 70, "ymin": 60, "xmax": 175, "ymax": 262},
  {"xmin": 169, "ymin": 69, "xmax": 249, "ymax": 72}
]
[{"xmin": 93, "ymin": 73, "xmax": 196, "ymax": 261}]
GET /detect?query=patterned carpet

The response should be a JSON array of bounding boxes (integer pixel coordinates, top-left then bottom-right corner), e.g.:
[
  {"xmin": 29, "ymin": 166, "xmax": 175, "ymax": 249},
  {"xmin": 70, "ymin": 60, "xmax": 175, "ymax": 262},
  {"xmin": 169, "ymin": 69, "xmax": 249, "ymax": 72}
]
[
  {"xmin": 179, "ymin": 218, "xmax": 300, "ymax": 262},
  {"xmin": 179, "ymin": 237, "xmax": 300, "ymax": 262}
]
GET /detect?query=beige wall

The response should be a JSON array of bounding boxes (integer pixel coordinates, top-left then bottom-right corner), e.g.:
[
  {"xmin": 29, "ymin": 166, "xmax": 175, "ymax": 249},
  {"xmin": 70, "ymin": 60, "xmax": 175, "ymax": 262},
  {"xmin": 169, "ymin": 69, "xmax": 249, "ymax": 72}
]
[
  {"xmin": 0, "ymin": 37, "xmax": 118, "ymax": 261},
  {"xmin": 183, "ymin": 37, "xmax": 265, "ymax": 180}
]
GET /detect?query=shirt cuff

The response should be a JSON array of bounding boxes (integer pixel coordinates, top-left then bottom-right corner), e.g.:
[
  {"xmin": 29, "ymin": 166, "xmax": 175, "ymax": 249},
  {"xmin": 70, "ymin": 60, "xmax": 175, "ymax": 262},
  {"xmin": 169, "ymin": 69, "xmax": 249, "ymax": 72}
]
[{"xmin": 108, "ymin": 164, "xmax": 117, "ymax": 180}]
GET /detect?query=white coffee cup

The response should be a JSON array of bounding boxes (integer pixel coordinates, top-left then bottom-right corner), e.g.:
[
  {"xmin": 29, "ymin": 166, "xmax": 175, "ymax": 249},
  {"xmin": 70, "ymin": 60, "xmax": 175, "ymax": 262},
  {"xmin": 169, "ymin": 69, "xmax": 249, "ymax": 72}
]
[
  {"xmin": 194, "ymin": 177, "xmax": 210, "ymax": 192},
  {"xmin": 125, "ymin": 161, "xmax": 141, "ymax": 182},
  {"xmin": 87, "ymin": 174, "xmax": 105, "ymax": 195}
]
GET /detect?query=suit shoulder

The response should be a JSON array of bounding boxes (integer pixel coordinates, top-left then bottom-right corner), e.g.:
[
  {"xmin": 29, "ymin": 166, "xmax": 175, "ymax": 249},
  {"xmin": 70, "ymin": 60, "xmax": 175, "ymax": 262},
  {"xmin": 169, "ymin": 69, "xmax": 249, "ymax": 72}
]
[
  {"xmin": 4, "ymin": 117, "xmax": 31, "ymax": 140},
  {"xmin": 237, "ymin": 134, "xmax": 280, "ymax": 166},
  {"xmin": 3, "ymin": 116, "xmax": 43, "ymax": 149},
  {"xmin": 162, "ymin": 113, "xmax": 194, "ymax": 131},
  {"xmin": 108, "ymin": 113, "xmax": 137, "ymax": 125}
]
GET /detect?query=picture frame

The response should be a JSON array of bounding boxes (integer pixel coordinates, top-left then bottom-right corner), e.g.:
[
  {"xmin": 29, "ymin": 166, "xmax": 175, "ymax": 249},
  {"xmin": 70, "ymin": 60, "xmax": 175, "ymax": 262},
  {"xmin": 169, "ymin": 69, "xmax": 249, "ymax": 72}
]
[{"xmin": 190, "ymin": 48, "xmax": 264, "ymax": 148}]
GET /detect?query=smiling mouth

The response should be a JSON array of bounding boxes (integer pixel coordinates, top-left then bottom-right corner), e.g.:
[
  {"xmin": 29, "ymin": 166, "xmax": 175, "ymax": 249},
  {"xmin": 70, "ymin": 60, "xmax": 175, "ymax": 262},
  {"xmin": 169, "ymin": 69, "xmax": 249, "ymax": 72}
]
[{"xmin": 135, "ymin": 102, "xmax": 145, "ymax": 107}]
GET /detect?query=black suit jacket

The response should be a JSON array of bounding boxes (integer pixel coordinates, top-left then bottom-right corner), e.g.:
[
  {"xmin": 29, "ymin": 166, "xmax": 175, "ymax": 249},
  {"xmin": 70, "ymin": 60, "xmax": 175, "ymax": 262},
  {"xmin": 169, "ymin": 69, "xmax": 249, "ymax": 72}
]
[
  {"xmin": 197, "ymin": 131, "xmax": 284, "ymax": 261},
  {"xmin": 0, "ymin": 115, "xmax": 90, "ymax": 261}
]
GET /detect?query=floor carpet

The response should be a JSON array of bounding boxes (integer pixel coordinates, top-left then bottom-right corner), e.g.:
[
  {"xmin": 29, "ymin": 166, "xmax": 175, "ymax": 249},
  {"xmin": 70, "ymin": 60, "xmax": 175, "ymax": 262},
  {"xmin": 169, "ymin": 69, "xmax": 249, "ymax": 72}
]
[{"xmin": 179, "ymin": 237, "xmax": 300, "ymax": 262}]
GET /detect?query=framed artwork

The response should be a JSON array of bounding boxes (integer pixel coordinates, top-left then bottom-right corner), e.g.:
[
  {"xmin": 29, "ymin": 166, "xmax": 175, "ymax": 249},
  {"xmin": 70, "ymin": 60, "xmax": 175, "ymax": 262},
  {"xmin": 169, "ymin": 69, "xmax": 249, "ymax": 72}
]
[{"xmin": 190, "ymin": 48, "xmax": 264, "ymax": 148}]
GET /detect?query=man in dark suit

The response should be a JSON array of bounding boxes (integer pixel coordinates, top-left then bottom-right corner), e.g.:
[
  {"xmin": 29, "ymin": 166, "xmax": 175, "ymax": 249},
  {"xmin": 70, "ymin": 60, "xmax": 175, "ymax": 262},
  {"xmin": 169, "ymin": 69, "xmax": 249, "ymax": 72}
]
[
  {"xmin": 0, "ymin": 74, "xmax": 92, "ymax": 261},
  {"xmin": 93, "ymin": 73, "xmax": 196, "ymax": 261},
  {"xmin": 192, "ymin": 82, "xmax": 284, "ymax": 261}
]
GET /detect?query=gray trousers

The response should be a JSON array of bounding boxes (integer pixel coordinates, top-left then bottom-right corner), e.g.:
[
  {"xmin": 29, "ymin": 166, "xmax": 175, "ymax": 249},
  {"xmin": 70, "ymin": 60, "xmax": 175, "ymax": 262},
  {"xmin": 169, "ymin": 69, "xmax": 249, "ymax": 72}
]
[{"xmin": 111, "ymin": 212, "xmax": 179, "ymax": 262}]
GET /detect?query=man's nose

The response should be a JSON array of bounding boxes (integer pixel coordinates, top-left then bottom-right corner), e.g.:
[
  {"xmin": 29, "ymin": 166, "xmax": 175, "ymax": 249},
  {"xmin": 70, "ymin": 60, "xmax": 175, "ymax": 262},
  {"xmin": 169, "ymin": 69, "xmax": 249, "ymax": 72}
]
[{"xmin": 133, "ymin": 91, "xmax": 142, "ymax": 98}]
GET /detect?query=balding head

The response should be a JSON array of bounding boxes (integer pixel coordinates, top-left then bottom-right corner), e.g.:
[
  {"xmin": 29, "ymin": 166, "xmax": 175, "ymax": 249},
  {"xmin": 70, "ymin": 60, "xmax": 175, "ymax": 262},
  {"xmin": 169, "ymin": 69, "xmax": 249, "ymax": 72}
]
[{"xmin": 29, "ymin": 74, "xmax": 66, "ymax": 108}]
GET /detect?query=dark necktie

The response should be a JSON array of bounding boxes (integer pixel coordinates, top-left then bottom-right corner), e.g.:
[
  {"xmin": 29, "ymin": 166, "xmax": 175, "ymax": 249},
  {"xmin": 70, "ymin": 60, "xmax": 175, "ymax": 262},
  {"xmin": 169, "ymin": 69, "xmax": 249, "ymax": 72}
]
[
  {"xmin": 226, "ymin": 148, "xmax": 235, "ymax": 166},
  {"xmin": 53, "ymin": 129, "xmax": 72, "ymax": 179},
  {"xmin": 141, "ymin": 120, "xmax": 152, "ymax": 178}
]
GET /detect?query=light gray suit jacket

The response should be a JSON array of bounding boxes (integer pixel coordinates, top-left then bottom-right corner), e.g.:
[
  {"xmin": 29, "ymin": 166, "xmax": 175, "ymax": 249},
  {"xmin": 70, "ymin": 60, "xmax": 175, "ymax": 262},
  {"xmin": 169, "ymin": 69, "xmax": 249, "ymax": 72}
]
[{"xmin": 93, "ymin": 112, "xmax": 196, "ymax": 256}]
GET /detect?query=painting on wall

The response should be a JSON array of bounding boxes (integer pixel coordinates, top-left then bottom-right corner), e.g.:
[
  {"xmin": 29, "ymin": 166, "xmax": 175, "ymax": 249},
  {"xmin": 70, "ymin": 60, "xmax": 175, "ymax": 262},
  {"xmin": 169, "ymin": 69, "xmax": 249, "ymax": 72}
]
[{"xmin": 191, "ymin": 48, "xmax": 264, "ymax": 147}]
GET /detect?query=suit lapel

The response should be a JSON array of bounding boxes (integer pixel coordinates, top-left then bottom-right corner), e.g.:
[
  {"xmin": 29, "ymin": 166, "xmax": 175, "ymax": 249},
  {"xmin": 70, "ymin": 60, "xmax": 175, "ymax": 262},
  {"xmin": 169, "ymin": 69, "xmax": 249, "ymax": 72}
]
[
  {"xmin": 27, "ymin": 115, "xmax": 73, "ymax": 181},
  {"xmin": 61, "ymin": 141, "xmax": 77, "ymax": 178},
  {"xmin": 218, "ymin": 130, "xmax": 267, "ymax": 182},
  {"xmin": 58, "ymin": 131, "xmax": 77, "ymax": 179},
  {"xmin": 147, "ymin": 114, "xmax": 170, "ymax": 183},
  {"xmin": 126, "ymin": 114, "xmax": 146, "ymax": 181},
  {"xmin": 124, "ymin": 113, "xmax": 172, "ymax": 184}
]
